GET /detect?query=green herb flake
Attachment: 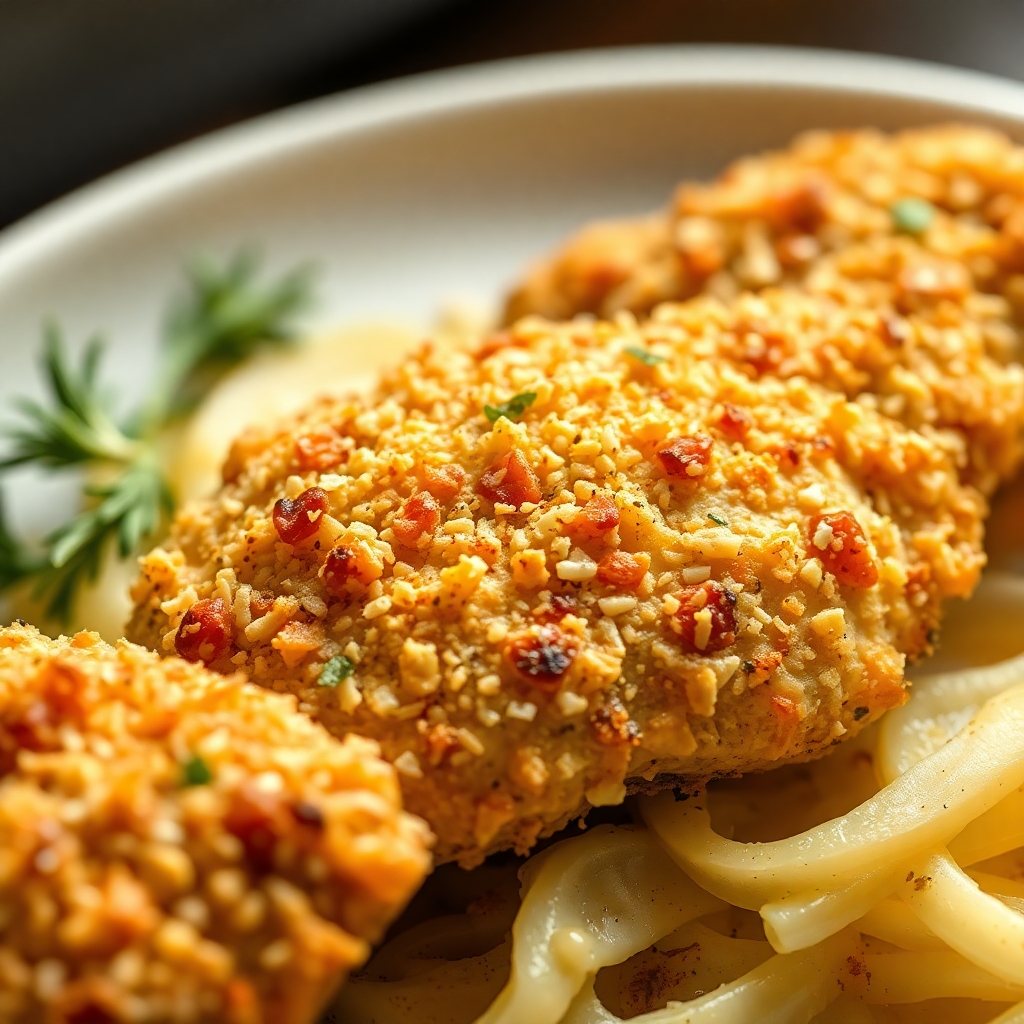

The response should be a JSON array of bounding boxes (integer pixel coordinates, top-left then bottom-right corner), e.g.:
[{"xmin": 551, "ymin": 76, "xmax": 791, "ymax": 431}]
[
  {"xmin": 891, "ymin": 197, "xmax": 936, "ymax": 235},
  {"xmin": 182, "ymin": 754, "xmax": 213, "ymax": 787},
  {"xmin": 318, "ymin": 654, "xmax": 355, "ymax": 688},
  {"xmin": 707, "ymin": 512, "xmax": 729, "ymax": 527},
  {"xmin": 625, "ymin": 345, "xmax": 667, "ymax": 367},
  {"xmin": 484, "ymin": 391, "xmax": 537, "ymax": 424}
]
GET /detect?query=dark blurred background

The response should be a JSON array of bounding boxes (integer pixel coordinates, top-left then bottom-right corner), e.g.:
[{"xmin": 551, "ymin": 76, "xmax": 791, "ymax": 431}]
[{"xmin": 3, "ymin": 0, "xmax": 1024, "ymax": 231}]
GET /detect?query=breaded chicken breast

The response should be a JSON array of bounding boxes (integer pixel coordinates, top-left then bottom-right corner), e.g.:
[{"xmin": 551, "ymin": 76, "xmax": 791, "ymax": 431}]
[
  {"xmin": 129, "ymin": 298, "xmax": 998, "ymax": 865},
  {"xmin": 0, "ymin": 625, "xmax": 430, "ymax": 1024},
  {"xmin": 506, "ymin": 125, "xmax": 1024, "ymax": 490}
]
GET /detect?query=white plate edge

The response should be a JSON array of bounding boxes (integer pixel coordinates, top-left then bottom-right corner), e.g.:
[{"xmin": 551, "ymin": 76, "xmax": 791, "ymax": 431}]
[{"xmin": 3, "ymin": 43, "xmax": 1024, "ymax": 290}]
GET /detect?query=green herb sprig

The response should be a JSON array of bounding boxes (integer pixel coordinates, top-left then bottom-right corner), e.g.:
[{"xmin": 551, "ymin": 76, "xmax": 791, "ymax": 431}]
[
  {"xmin": 0, "ymin": 251, "xmax": 314, "ymax": 622},
  {"xmin": 484, "ymin": 391, "xmax": 537, "ymax": 424},
  {"xmin": 625, "ymin": 345, "xmax": 667, "ymax": 367}
]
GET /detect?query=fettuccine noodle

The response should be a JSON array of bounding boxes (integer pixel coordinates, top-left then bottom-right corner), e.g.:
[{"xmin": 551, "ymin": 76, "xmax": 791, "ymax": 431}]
[{"xmin": 331, "ymin": 560, "xmax": 1024, "ymax": 1024}]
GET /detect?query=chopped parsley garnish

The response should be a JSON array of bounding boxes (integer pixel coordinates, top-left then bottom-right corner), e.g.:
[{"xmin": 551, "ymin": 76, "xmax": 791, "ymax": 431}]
[
  {"xmin": 707, "ymin": 512, "xmax": 729, "ymax": 527},
  {"xmin": 891, "ymin": 197, "xmax": 935, "ymax": 235},
  {"xmin": 625, "ymin": 345, "xmax": 667, "ymax": 367},
  {"xmin": 484, "ymin": 391, "xmax": 537, "ymax": 424},
  {"xmin": 182, "ymin": 753, "xmax": 213, "ymax": 787},
  {"xmin": 0, "ymin": 252, "xmax": 313, "ymax": 622},
  {"xmin": 318, "ymin": 654, "xmax": 355, "ymax": 687}
]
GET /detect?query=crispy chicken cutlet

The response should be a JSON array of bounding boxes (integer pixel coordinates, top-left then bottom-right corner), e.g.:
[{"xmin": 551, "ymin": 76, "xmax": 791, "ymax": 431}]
[
  {"xmin": 127, "ymin": 294, "xmax": 1013, "ymax": 865},
  {"xmin": 0, "ymin": 625, "xmax": 430, "ymax": 1024},
  {"xmin": 507, "ymin": 125, "xmax": 1024, "ymax": 490}
]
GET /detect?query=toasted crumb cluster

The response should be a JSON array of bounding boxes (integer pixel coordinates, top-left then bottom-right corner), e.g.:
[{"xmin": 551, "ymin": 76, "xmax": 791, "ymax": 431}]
[
  {"xmin": 129, "ymin": 291, "xmax": 994, "ymax": 865},
  {"xmin": 0, "ymin": 624, "xmax": 431, "ymax": 1024},
  {"xmin": 506, "ymin": 124, "xmax": 1024, "ymax": 491}
]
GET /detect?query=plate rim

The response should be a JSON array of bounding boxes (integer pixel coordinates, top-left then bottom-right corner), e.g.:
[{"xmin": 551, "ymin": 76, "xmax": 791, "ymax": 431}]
[{"xmin": 4, "ymin": 43, "xmax": 1024, "ymax": 289}]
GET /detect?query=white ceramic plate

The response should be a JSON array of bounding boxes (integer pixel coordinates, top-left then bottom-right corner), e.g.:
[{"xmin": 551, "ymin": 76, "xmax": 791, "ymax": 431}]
[{"xmin": 5, "ymin": 44, "xmax": 1024, "ymax": 538}]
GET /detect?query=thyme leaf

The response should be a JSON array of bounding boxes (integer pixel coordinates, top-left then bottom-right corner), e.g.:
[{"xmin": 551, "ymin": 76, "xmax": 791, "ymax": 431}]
[
  {"xmin": 0, "ymin": 252, "xmax": 314, "ymax": 622},
  {"xmin": 484, "ymin": 391, "xmax": 537, "ymax": 424},
  {"xmin": 625, "ymin": 345, "xmax": 667, "ymax": 367}
]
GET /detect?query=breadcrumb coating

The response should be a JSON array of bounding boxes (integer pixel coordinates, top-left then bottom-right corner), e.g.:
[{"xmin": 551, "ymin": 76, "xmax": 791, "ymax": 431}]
[
  {"xmin": 0, "ymin": 624, "xmax": 431, "ymax": 1023},
  {"xmin": 129, "ymin": 298, "xmax": 989, "ymax": 865},
  {"xmin": 506, "ymin": 125, "xmax": 1024, "ymax": 492}
]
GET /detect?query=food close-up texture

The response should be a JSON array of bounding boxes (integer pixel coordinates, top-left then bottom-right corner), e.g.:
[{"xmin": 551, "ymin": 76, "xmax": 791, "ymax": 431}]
[
  {"xmin": 0, "ymin": 624, "xmax": 431, "ymax": 1024},
  {"xmin": 2, "ymin": 116, "xmax": 1024, "ymax": 1024},
  {"xmin": 127, "ymin": 128, "xmax": 1024, "ymax": 868},
  {"xmin": 510, "ymin": 125, "xmax": 1024, "ymax": 485}
]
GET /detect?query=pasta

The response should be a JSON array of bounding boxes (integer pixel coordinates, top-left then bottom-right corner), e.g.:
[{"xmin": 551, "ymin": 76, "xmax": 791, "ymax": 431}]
[
  {"xmin": 472, "ymin": 828, "xmax": 722, "ymax": 1024},
  {"xmin": 643, "ymin": 680, "xmax": 1024, "ymax": 908},
  {"xmin": 331, "ymin": 537, "xmax": 1024, "ymax": 1024}
]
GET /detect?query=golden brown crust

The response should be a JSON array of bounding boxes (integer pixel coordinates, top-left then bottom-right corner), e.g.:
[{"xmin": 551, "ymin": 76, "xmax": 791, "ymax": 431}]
[
  {"xmin": 505, "ymin": 125, "xmax": 1024, "ymax": 492},
  {"xmin": 128, "ymin": 296, "xmax": 992, "ymax": 865},
  {"xmin": 0, "ymin": 624, "xmax": 431, "ymax": 1024}
]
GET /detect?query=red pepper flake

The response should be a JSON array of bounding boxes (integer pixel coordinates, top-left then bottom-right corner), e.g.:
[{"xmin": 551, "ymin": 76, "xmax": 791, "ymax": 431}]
[
  {"xmin": 672, "ymin": 581, "xmax": 737, "ymax": 653},
  {"xmin": 565, "ymin": 493, "xmax": 620, "ymax": 544},
  {"xmin": 808, "ymin": 511, "xmax": 879, "ymax": 589},
  {"xmin": 272, "ymin": 487, "xmax": 330, "ymax": 545},
  {"xmin": 224, "ymin": 782, "xmax": 285, "ymax": 871},
  {"xmin": 322, "ymin": 542, "xmax": 379, "ymax": 592},
  {"xmin": 770, "ymin": 442, "xmax": 801, "ymax": 470},
  {"xmin": 506, "ymin": 625, "xmax": 579, "ymax": 690},
  {"xmin": 591, "ymin": 699, "xmax": 641, "ymax": 747},
  {"xmin": 656, "ymin": 435, "xmax": 713, "ymax": 479},
  {"xmin": 2, "ymin": 664, "xmax": 87, "ymax": 760},
  {"xmin": 596, "ymin": 551, "xmax": 649, "ymax": 590},
  {"xmin": 294, "ymin": 428, "xmax": 349, "ymax": 472},
  {"xmin": 477, "ymin": 449, "xmax": 541, "ymax": 508},
  {"xmin": 174, "ymin": 598, "xmax": 234, "ymax": 664},
  {"xmin": 740, "ymin": 329, "xmax": 789, "ymax": 376},
  {"xmin": 3, "ymin": 700, "xmax": 59, "ymax": 759},
  {"xmin": 717, "ymin": 403, "xmax": 752, "ymax": 439},
  {"xmin": 420, "ymin": 464, "xmax": 466, "ymax": 502},
  {"xmin": 767, "ymin": 179, "xmax": 828, "ymax": 234},
  {"xmin": 392, "ymin": 491, "xmax": 441, "ymax": 547}
]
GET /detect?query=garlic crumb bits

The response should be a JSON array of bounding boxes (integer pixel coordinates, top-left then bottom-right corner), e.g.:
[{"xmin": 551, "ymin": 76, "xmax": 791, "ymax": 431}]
[
  {"xmin": 0, "ymin": 624, "xmax": 430, "ymax": 1024},
  {"xmin": 131, "ymin": 290, "xmax": 991, "ymax": 866},
  {"xmin": 506, "ymin": 124, "xmax": 1024, "ymax": 496}
]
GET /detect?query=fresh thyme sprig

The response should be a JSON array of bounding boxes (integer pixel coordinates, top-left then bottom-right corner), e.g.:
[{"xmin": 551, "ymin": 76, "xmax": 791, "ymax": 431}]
[
  {"xmin": 142, "ymin": 250, "xmax": 313, "ymax": 429},
  {"xmin": 0, "ymin": 327, "xmax": 142, "ymax": 470},
  {"xmin": 0, "ymin": 251, "xmax": 314, "ymax": 622}
]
